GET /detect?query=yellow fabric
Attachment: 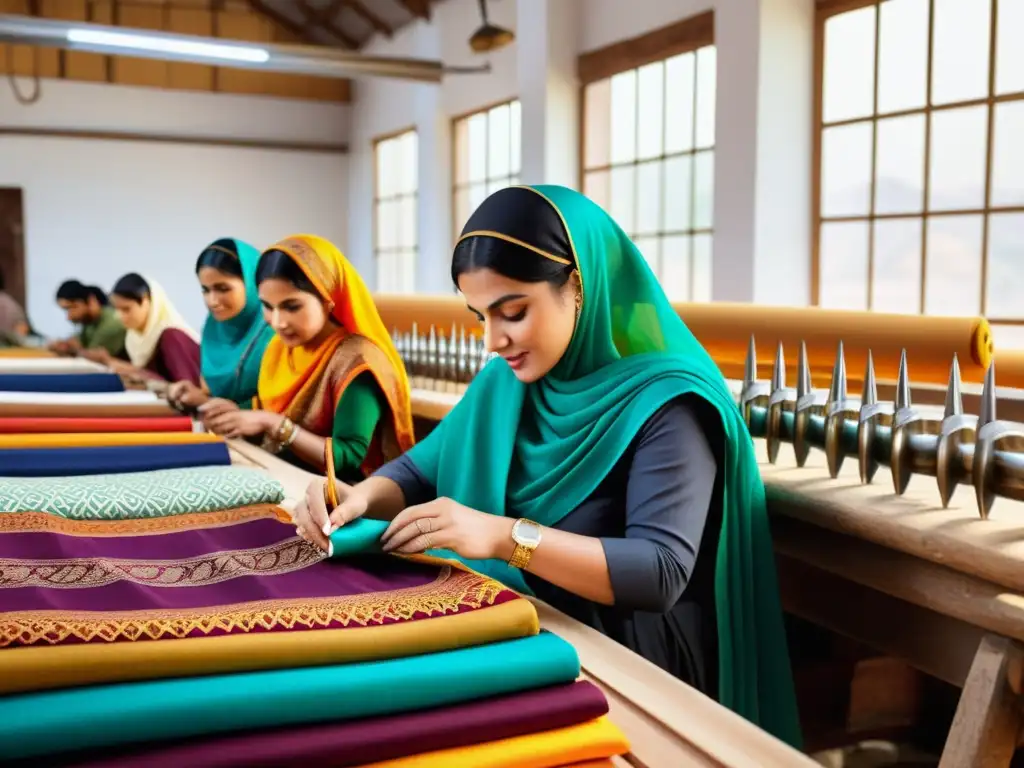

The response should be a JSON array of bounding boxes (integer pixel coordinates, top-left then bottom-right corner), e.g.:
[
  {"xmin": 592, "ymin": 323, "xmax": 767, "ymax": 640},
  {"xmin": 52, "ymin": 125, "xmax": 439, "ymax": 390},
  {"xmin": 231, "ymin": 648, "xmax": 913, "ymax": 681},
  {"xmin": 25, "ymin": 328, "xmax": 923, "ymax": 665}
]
[
  {"xmin": 0, "ymin": 348, "xmax": 53, "ymax": 358},
  {"xmin": 363, "ymin": 716, "xmax": 629, "ymax": 768},
  {"xmin": 256, "ymin": 234, "xmax": 414, "ymax": 452},
  {"xmin": 0, "ymin": 596, "xmax": 538, "ymax": 695},
  {"xmin": 0, "ymin": 432, "xmax": 219, "ymax": 449}
]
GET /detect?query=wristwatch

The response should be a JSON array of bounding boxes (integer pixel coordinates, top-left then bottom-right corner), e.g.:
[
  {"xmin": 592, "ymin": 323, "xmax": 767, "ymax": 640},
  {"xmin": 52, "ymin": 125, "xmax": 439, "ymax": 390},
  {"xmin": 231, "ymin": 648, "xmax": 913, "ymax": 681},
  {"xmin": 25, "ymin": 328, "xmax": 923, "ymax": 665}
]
[{"xmin": 508, "ymin": 518, "xmax": 542, "ymax": 569}]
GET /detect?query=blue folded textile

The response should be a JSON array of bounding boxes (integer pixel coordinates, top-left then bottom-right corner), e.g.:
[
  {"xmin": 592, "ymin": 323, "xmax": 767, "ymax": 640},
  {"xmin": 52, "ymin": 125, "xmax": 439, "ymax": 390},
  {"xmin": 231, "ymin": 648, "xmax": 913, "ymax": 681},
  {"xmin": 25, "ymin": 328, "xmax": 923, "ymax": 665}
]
[
  {"xmin": 0, "ymin": 373, "xmax": 124, "ymax": 393},
  {"xmin": 0, "ymin": 443, "xmax": 231, "ymax": 477},
  {"xmin": 0, "ymin": 632, "xmax": 580, "ymax": 760}
]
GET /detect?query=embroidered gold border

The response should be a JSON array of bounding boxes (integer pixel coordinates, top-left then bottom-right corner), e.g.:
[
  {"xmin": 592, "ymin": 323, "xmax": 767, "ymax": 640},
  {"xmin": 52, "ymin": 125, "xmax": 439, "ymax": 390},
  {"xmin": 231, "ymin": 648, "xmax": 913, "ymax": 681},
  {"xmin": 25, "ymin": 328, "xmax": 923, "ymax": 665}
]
[
  {"xmin": 0, "ymin": 506, "xmax": 289, "ymax": 537},
  {"xmin": 1, "ymin": 566, "xmax": 511, "ymax": 646}
]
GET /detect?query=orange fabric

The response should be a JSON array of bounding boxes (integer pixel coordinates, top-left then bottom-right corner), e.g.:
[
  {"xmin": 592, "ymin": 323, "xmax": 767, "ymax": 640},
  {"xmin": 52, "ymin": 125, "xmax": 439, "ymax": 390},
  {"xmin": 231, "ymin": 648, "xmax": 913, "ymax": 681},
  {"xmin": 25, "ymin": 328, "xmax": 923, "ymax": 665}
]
[
  {"xmin": 0, "ymin": 431, "xmax": 220, "ymax": 449},
  {"xmin": 0, "ymin": 348, "xmax": 54, "ymax": 358},
  {"xmin": 257, "ymin": 234, "xmax": 414, "ymax": 454},
  {"xmin": 362, "ymin": 716, "xmax": 629, "ymax": 768}
]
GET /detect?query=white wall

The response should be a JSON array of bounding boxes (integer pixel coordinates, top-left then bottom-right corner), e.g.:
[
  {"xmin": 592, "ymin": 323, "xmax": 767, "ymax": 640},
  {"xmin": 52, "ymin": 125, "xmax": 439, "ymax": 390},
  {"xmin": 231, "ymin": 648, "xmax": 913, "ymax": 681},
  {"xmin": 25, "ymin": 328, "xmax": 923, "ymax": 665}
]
[
  {"xmin": 346, "ymin": 0, "xmax": 814, "ymax": 304},
  {"xmin": 0, "ymin": 79, "xmax": 349, "ymax": 335}
]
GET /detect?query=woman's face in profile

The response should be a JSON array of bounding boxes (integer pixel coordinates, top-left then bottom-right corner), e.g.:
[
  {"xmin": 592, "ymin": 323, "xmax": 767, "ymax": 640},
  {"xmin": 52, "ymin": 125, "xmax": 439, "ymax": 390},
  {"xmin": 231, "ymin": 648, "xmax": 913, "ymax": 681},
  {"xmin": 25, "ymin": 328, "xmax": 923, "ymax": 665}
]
[
  {"xmin": 111, "ymin": 294, "xmax": 150, "ymax": 332},
  {"xmin": 458, "ymin": 267, "xmax": 577, "ymax": 384},
  {"xmin": 198, "ymin": 267, "xmax": 247, "ymax": 323},
  {"xmin": 258, "ymin": 278, "xmax": 329, "ymax": 348}
]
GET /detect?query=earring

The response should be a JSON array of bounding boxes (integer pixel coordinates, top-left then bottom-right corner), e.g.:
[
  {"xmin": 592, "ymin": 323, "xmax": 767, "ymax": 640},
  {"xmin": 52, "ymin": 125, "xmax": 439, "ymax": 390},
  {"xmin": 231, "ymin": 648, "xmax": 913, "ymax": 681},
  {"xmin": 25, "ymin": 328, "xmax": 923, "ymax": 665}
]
[{"xmin": 574, "ymin": 290, "xmax": 582, "ymax": 320}]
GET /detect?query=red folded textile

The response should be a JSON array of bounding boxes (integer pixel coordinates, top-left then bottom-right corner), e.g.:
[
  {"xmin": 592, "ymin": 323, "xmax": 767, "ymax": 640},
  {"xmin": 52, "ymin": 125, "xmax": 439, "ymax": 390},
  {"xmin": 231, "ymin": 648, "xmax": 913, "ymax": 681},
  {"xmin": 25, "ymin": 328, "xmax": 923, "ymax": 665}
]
[{"xmin": 0, "ymin": 416, "xmax": 192, "ymax": 433}]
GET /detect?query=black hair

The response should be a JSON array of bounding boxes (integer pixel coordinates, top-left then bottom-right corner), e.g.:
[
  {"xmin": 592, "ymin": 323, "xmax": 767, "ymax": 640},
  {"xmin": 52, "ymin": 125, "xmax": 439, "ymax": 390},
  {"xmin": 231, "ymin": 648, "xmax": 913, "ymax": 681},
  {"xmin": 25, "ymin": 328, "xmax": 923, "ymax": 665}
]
[
  {"xmin": 255, "ymin": 250, "xmax": 319, "ymax": 295},
  {"xmin": 0, "ymin": 267, "xmax": 5, "ymax": 292},
  {"xmin": 451, "ymin": 237, "xmax": 575, "ymax": 289},
  {"xmin": 86, "ymin": 286, "xmax": 109, "ymax": 306},
  {"xmin": 56, "ymin": 279, "xmax": 88, "ymax": 302},
  {"xmin": 111, "ymin": 273, "xmax": 151, "ymax": 303},
  {"xmin": 195, "ymin": 239, "xmax": 243, "ymax": 278}
]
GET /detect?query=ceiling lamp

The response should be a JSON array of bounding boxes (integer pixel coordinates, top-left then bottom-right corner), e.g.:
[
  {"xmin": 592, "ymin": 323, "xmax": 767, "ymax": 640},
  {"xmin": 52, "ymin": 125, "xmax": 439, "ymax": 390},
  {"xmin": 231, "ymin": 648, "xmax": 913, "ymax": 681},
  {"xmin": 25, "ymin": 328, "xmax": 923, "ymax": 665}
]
[
  {"xmin": 468, "ymin": 0, "xmax": 514, "ymax": 53},
  {"xmin": 0, "ymin": 13, "xmax": 490, "ymax": 83}
]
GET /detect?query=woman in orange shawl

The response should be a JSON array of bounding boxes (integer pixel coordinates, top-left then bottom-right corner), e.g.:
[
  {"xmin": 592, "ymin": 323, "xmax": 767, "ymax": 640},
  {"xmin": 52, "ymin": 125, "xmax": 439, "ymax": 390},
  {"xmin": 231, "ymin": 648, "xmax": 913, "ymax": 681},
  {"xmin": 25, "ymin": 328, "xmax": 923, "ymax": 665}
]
[{"xmin": 200, "ymin": 235, "xmax": 414, "ymax": 482}]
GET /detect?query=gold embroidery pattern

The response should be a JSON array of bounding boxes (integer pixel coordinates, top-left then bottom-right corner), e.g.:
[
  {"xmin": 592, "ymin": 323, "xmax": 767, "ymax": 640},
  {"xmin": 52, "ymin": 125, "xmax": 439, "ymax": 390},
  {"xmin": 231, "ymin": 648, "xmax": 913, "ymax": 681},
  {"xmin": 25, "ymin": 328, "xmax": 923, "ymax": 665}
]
[
  {"xmin": 0, "ymin": 506, "xmax": 288, "ymax": 537},
  {"xmin": 274, "ymin": 237, "xmax": 338, "ymax": 299},
  {"xmin": 0, "ymin": 537, "xmax": 325, "ymax": 590},
  {"xmin": 1, "ymin": 566, "xmax": 511, "ymax": 646}
]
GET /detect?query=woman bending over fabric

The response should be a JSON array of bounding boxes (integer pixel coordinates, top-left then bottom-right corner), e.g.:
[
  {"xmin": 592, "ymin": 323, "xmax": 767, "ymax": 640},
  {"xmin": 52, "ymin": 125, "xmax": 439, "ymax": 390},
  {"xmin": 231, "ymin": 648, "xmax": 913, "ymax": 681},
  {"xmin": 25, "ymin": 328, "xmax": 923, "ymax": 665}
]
[
  {"xmin": 50, "ymin": 281, "xmax": 128, "ymax": 360},
  {"xmin": 200, "ymin": 234, "xmax": 415, "ymax": 483},
  {"xmin": 95, "ymin": 273, "xmax": 201, "ymax": 385},
  {"xmin": 167, "ymin": 239, "xmax": 274, "ymax": 411},
  {"xmin": 293, "ymin": 186, "xmax": 802, "ymax": 747}
]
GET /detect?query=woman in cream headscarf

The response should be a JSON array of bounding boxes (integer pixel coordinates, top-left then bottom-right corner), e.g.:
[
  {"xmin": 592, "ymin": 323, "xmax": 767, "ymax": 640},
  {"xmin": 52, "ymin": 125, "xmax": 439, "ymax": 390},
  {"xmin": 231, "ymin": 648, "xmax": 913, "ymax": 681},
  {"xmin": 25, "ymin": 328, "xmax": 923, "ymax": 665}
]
[{"xmin": 89, "ymin": 273, "xmax": 201, "ymax": 385}]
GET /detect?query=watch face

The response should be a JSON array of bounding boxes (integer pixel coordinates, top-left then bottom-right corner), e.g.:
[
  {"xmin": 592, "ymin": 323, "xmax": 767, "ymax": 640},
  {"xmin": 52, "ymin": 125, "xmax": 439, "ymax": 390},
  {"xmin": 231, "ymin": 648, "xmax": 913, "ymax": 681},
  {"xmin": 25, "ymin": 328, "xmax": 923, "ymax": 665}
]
[{"xmin": 515, "ymin": 521, "xmax": 542, "ymax": 547}]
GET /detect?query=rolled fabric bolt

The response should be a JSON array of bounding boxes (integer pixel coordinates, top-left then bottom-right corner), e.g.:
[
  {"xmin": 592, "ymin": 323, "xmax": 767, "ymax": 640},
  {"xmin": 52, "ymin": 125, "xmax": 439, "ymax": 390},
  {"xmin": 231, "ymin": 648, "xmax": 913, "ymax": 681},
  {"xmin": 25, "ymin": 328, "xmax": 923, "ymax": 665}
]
[{"xmin": 328, "ymin": 517, "xmax": 390, "ymax": 558}]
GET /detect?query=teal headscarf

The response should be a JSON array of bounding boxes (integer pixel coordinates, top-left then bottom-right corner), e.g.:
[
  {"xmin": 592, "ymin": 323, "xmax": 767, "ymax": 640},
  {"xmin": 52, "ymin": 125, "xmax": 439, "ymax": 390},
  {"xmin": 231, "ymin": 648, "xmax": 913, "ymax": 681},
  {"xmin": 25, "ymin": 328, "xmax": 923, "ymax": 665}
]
[
  {"xmin": 405, "ymin": 185, "xmax": 802, "ymax": 747},
  {"xmin": 198, "ymin": 238, "xmax": 274, "ymax": 404}
]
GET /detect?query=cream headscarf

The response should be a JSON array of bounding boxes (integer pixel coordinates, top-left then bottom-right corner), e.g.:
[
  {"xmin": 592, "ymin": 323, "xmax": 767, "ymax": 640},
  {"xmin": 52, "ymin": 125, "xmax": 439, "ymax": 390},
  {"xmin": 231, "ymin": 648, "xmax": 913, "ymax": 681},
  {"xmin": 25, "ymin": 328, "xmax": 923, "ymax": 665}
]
[{"xmin": 124, "ymin": 277, "xmax": 199, "ymax": 368}]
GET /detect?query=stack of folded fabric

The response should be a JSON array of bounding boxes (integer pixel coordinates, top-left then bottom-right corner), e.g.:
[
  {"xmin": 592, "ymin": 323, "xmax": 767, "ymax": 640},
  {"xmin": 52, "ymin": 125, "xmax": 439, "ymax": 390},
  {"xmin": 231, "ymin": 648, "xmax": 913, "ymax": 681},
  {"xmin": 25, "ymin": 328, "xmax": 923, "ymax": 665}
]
[{"xmin": 0, "ymin": 507, "xmax": 630, "ymax": 766}]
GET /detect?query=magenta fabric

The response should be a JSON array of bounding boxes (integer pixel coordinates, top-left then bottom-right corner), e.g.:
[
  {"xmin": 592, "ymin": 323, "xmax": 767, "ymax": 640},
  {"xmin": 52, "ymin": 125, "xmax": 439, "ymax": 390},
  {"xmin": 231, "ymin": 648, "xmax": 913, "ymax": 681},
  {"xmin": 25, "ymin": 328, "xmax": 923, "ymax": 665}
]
[{"xmin": 64, "ymin": 681, "xmax": 609, "ymax": 768}]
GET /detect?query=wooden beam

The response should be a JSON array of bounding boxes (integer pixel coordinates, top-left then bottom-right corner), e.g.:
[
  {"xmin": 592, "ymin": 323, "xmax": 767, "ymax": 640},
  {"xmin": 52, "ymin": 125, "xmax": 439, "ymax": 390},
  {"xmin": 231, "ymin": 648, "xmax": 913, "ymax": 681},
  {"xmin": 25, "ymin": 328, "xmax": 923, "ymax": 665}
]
[
  {"xmin": 246, "ymin": 0, "xmax": 320, "ymax": 45},
  {"xmin": 297, "ymin": 0, "xmax": 358, "ymax": 49},
  {"xmin": 345, "ymin": 0, "xmax": 391, "ymax": 37},
  {"xmin": 400, "ymin": 0, "xmax": 430, "ymax": 21}
]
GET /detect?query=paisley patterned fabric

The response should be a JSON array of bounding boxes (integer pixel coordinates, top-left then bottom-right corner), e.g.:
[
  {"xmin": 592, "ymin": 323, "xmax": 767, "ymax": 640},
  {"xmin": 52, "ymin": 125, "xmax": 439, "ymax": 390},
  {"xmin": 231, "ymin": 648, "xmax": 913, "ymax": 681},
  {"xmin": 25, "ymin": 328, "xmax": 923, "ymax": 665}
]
[{"xmin": 0, "ymin": 466, "xmax": 284, "ymax": 519}]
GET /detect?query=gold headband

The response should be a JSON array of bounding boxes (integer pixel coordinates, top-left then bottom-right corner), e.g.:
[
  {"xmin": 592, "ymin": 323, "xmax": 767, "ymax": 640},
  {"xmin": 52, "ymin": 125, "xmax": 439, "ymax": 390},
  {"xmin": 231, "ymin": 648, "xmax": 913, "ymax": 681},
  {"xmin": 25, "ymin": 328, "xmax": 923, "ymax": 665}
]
[
  {"xmin": 205, "ymin": 245, "xmax": 237, "ymax": 258},
  {"xmin": 457, "ymin": 230, "xmax": 572, "ymax": 266}
]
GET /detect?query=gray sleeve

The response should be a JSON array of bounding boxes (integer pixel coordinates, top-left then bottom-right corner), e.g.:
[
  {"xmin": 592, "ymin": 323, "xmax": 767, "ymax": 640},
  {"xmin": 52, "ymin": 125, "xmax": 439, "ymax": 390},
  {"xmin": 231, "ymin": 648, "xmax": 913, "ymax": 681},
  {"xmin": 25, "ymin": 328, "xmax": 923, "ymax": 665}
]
[
  {"xmin": 372, "ymin": 453, "xmax": 436, "ymax": 507},
  {"xmin": 600, "ymin": 399, "xmax": 718, "ymax": 614}
]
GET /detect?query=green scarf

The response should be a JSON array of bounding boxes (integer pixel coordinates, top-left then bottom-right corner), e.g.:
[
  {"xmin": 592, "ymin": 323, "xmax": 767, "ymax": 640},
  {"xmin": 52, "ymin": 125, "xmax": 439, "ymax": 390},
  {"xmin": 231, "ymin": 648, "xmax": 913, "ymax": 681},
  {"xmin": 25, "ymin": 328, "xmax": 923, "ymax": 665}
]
[{"xmin": 406, "ymin": 185, "xmax": 801, "ymax": 747}]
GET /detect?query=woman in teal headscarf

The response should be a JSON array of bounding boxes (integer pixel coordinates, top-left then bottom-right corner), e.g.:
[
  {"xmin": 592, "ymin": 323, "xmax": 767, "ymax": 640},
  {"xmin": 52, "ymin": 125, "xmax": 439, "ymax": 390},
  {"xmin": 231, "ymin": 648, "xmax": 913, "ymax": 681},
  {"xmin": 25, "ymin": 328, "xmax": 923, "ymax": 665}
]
[
  {"xmin": 166, "ymin": 238, "xmax": 274, "ymax": 410},
  {"xmin": 292, "ymin": 186, "xmax": 802, "ymax": 747}
]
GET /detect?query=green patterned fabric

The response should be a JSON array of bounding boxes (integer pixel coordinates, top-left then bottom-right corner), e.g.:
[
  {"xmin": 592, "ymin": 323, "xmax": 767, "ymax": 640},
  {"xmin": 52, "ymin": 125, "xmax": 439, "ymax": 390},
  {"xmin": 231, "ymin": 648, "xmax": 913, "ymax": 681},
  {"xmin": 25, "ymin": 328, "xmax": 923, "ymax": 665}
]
[{"xmin": 0, "ymin": 466, "xmax": 284, "ymax": 519}]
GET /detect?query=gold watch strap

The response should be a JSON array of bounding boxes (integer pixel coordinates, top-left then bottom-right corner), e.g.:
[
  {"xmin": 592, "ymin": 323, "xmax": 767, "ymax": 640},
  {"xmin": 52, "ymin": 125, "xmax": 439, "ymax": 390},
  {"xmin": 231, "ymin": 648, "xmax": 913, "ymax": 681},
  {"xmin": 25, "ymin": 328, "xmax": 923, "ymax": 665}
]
[{"xmin": 508, "ymin": 543, "xmax": 533, "ymax": 569}]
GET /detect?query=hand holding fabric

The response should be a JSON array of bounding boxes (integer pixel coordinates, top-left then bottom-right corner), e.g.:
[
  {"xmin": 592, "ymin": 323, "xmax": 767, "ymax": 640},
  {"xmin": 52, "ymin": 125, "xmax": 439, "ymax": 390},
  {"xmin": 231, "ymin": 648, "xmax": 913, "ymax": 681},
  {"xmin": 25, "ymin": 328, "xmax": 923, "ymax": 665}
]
[
  {"xmin": 168, "ymin": 380, "xmax": 208, "ymax": 408},
  {"xmin": 294, "ymin": 477, "xmax": 370, "ymax": 552},
  {"xmin": 203, "ymin": 409, "xmax": 269, "ymax": 439},
  {"xmin": 380, "ymin": 497, "xmax": 512, "ymax": 560}
]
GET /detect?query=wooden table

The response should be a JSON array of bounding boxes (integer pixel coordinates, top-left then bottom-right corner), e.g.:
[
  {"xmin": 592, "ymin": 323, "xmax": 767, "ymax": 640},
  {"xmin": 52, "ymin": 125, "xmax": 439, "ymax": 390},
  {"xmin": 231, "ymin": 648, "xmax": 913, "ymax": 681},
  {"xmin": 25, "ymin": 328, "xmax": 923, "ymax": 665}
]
[
  {"xmin": 228, "ymin": 439, "xmax": 820, "ymax": 768},
  {"xmin": 404, "ymin": 388, "xmax": 1024, "ymax": 768}
]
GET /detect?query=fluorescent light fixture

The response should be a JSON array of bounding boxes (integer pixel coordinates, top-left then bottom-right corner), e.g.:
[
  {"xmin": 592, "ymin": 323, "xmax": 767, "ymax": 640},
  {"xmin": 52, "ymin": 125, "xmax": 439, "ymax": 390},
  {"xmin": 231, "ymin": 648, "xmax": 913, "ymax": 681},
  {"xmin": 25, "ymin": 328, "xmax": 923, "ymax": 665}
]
[{"xmin": 66, "ymin": 28, "xmax": 270, "ymax": 63}]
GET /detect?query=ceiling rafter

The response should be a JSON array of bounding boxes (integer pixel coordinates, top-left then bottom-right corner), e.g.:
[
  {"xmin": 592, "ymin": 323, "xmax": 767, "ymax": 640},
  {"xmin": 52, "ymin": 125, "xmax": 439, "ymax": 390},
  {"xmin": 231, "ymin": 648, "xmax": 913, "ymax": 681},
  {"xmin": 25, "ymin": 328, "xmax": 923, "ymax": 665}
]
[
  {"xmin": 400, "ymin": 0, "xmax": 431, "ymax": 21},
  {"xmin": 344, "ymin": 1, "xmax": 391, "ymax": 38},
  {"xmin": 297, "ymin": 0, "xmax": 359, "ymax": 49},
  {"xmin": 245, "ymin": 0, "xmax": 324, "ymax": 45}
]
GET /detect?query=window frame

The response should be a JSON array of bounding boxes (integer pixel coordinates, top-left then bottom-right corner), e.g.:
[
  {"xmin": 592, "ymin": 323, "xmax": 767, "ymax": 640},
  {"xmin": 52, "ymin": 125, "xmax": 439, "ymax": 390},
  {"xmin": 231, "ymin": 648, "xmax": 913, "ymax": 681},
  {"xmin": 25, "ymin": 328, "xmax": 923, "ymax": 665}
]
[
  {"xmin": 450, "ymin": 98, "xmax": 522, "ymax": 244},
  {"xmin": 372, "ymin": 126, "xmax": 418, "ymax": 294},
  {"xmin": 811, "ymin": 0, "xmax": 1024, "ymax": 342}
]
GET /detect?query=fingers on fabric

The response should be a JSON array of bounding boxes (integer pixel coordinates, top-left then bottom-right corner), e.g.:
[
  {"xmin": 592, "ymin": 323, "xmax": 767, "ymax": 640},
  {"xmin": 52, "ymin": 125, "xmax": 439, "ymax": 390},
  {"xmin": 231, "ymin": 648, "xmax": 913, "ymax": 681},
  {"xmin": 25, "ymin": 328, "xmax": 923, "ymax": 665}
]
[
  {"xmin": 381, "ymin": 506, "xmax": 439, "ymax": 552},
  {"xmin": 300, "ymin": 480, "xmax": 331, "ymax": 551},
  {"xmin": 326, "ymin": 485, "xmax": 366, "ymax": 530}
]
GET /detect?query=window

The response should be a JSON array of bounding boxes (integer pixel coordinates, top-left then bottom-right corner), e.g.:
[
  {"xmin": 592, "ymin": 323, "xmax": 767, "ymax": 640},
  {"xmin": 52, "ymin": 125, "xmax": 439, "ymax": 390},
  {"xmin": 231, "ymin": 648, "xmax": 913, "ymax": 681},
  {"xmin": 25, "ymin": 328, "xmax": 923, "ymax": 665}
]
[
  {"xmin": 579, "ymin": 13, "xmax": 716, "ymax": 303},
  {"xmin": 815, "ymin": 0, "xmax": 1024, "ymax": 349},
  {"xmin": 452, "ymin": 100, "xmax": 522, "ymax": 240},
  {"xmin": 373, "ymin": 129, "xmax": 418, "ymax": 293}
]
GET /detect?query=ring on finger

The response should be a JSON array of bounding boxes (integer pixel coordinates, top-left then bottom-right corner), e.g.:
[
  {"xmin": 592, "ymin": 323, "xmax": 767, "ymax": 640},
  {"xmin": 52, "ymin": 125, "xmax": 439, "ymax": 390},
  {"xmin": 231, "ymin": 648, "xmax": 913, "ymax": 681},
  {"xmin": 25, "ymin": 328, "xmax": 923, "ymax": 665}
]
[{"xmin": 415, "ymin": 519, "xmax": 426, "ymax": 535}]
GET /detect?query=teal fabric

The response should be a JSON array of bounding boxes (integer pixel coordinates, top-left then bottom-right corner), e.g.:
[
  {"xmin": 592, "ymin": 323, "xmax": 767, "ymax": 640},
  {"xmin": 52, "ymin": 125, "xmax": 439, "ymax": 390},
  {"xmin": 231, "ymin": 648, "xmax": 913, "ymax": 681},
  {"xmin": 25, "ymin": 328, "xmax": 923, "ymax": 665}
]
[
  {"xmin": 404, "ymin": 185, "xmax": 802, "ymax": 747},
  {"xmin": 329, "ymin": 516, "xmax": 387, "ymax": 557},
  {"xmin": 0, "ymin": 631, "xmax": 579, "ymax": 760},
  {"xmin": 199, "ymin": 239, "xmax": 274, "ymax": 404}
]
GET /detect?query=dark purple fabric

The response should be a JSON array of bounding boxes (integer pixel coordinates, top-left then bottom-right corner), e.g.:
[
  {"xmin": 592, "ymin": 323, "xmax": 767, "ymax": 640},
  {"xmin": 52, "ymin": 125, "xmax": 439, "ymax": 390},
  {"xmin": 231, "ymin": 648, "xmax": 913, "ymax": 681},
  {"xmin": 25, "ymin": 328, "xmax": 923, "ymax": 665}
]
[
  {"xmin": 147, "ymin": 328, "xmax": 201, "ymax": 385},
  {"xmin": 64, "ymin": 681, "xmax": 610, "ymax": 768}
]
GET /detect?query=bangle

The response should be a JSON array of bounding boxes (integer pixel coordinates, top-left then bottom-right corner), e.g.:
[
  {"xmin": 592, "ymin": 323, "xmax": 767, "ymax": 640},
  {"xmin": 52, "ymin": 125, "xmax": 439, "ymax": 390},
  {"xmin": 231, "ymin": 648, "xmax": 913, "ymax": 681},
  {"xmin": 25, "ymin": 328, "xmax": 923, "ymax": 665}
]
[{"xmin": 274, "ymin": 416, "xmax": 298, "ymax": 447}]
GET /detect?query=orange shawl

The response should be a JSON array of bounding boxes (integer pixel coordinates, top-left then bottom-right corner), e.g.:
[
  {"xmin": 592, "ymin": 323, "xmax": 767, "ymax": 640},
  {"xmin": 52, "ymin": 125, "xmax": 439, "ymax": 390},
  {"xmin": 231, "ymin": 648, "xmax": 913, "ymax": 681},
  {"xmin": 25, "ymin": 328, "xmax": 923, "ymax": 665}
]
[{"xmin": 256, "ymin": 235, "xmax": 414, "ymax": 471}]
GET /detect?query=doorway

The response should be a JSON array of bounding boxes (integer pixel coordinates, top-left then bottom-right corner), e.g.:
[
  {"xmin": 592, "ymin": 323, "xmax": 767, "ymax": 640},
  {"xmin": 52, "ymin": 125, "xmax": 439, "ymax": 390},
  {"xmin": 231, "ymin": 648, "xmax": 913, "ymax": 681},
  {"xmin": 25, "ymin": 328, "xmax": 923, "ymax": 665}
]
[{"xmin": 0, "ymin": 188, "xmax": 25, "ymax": 306}]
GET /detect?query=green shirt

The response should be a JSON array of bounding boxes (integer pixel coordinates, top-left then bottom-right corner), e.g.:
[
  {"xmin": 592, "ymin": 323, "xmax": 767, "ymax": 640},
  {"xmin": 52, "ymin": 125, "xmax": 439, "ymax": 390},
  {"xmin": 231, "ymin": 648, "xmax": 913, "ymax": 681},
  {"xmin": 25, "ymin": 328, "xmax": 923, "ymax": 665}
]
[{"xmin": 79, "ymin": 307, "xmax": 127, "ymax": 359}]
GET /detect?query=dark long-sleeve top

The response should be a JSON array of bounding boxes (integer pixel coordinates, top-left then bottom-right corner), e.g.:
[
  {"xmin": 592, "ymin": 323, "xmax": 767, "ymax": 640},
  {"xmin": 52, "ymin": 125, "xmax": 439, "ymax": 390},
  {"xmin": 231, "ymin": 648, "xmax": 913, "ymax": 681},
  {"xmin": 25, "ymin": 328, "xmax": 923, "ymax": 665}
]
[{"xmin": 375, "ymin": 394, "xmax": 725, "ymax": 696}]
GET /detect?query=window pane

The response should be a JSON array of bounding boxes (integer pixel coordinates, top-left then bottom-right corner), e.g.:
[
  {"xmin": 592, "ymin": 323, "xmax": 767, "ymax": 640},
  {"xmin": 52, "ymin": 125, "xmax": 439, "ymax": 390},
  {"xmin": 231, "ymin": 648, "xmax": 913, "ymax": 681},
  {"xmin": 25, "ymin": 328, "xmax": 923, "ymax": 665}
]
[
  {"xmin": 610, "ymin": 70, "xmax": 637, "ymax": 164},
  {"xmin": 637, "ymin": 62, "xmax": 665, "ymax": 160},
  {"xmin": 875, "ymin": 114, "xmax": 925, "ymax": 214},
  {"xmin": 819, "ymin": 221, "xmax": 869, "ymax": 310},
  {"xmin": 488, "ymin": 103, "xmax": 511, "ymax": 178},
  {"xmin": 635, "ymin": 160, "xmax": 662, "ymax": 235},
  {"xmin": 468, "ymin": 182, "xmax": 488, "ymax": 218},
  {"xmin": 695, "ymin": 46, "xmax": 716, "ymax": 149},
  {"xmin": 931, "ymin": 0, "xmax": 990, "ymax": 105},
  {"xmin": 693, "ymin": 151, "xmax": 714, "ymax": 229},
  {"xmin": 377, "ymin": 199, "xmax": 397, "ymax": 250},
  {"xmin": 692, "ymin": 233, "xmax": 712, "ymax": 302},
  {"xmin": 584, "ymin": 80, "xmax": 612, "ymax": 168},
  {"xmin": 872, "ymin": 218, "xmax": 922, "ymax": 313},
  {"xmin": 928, "ymin": 105, "xmax": 988, "ymax": 211},
  {"xmin": 398, "ymin": 132, "xmax": 418, "ymax": 195},
  {"xmin": 991, "ymin": 101, "xmax": 1024, "ymax": 207},
  {"xmin": 399, "ymin": 196, "xmax": 416, "ymax": 249},
  {"xmin": 634, "ymin": 236, "xmax": 660, "ymax": 278},
  {"xmin": 584, "ymin": 169, "xmax": 610, "ymax": 212},
  {"xmin": 454, "ymin": 119, "xmax": 470, "ymax": 184},
  {"xmin": 661, "ymin": 235, "xmax": 691, "ymax": 302},
  {"xmin": 663, "ymin": 154, "xmax": 693, "ymax": 232},
  {"xmin": 664, "ymin": 52, "xmax": 695, "ymax": 154},
  {"xmin": 877, "ymin": 0, "xmax": 928, "ymax": 113},
  {"xmin": 821, "ymin": 122, "xmax": 873, "ymax": 217},
  {"xmin": 402, "ymin": 249, "xmax": 416, "ymax": 294},
  {"xmin": 822, "ymin": 6, "xmax": 876, "ymax": 123},
  {"xmin": 609, "ymin": 165, "xmax": 636, "ymax": 234},
  {"xmin": 996, "ymin": 0, "xmax": 1024, "ymax": 95},
  {"xmin": 924, "ymin": 214, "xmax": 983, "ymax": 315},
  {"xmin": 468, "ymin": 112, "xmax": 487, "ymax": 182},
  {"xmin": 985, "ymin": 213, "xmax": 1024, "ymax": 319},
  {"xmin": 509, "ymin": 100, "xmax": 522, "ymax": 174},
  {"xmin": 991, "ymin": 324, "xmax": 1024, "ymax": 351},
  {"xmin": 377, "ymin": 139, "xmax": 396, "ymax": 197}
]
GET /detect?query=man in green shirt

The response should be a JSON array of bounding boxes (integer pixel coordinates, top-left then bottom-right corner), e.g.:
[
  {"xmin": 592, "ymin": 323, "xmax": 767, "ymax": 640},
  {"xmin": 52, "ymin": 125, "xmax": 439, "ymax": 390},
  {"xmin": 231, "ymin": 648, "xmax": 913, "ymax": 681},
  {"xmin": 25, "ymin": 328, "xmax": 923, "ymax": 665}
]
[{"xmin": 50, "ymin": 280, "xmax": 128, "ymax": 360}]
